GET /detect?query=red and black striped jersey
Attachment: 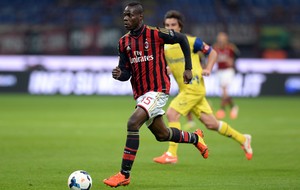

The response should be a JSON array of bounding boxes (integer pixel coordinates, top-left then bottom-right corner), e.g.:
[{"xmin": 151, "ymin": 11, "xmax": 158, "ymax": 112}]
[
  {"xmin": 117, "ymin": 24, "xmax": 191, "ymax": 99},
  {"xmin": 213, "ymin": 43, "xmax": 240, "ymax": 70}
]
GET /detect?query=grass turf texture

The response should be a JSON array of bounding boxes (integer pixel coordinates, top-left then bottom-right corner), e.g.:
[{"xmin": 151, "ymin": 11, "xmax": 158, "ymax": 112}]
[{"xmin": 0, "ymin": 95, "xmax": 299, "ymax": 190}]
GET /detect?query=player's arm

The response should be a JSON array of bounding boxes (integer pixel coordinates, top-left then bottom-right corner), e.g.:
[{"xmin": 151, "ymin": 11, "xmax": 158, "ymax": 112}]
[
  {"xmin": 194, "ymin": 37, "xmax": 217, "ymax": 76},
  {"xmin": 232, "ymin": 43, "xmax": 240, "ymax": 58},
  {"xmin": 158, "ymin": 28, "xmax": 192, "ymax": 83},
  {"xmin": 112, "ymin": 50, "xmax": 131, "ymax": 81}
]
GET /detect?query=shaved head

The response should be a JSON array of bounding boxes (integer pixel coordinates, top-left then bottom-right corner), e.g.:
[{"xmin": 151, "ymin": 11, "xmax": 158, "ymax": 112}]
[
  {"xmin": 123, "ymin": 2, "xmax": 144, "ymax": 31},
  {"xmin": 125, "ymin": 2, "xmax": 143, "ymax": 14}
]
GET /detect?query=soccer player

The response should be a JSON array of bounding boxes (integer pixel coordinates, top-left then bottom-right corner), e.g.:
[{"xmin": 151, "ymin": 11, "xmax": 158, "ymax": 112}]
[
  {"xmin": 103, "ymin": 2, "xmax": 208, "ymax": 187},
  {"xmin": 214, "ymin": 32, "xmax": 240, "ymax": 119},
  {"xmin": 153, "ymin": 10, "xmax": 252, "ymax": 164}
]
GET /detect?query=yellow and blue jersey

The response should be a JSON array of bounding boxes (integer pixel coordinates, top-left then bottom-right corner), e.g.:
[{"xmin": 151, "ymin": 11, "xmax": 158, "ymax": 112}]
[{"xmin": 164, "ymin": 35, "xmax": 211, "ymax": 95}]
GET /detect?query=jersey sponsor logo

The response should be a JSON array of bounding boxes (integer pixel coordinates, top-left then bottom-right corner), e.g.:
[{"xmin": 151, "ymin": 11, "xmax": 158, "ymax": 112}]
[{"xmin": 129, "ymin": 51, "xmax": 153, "ymax": 64}]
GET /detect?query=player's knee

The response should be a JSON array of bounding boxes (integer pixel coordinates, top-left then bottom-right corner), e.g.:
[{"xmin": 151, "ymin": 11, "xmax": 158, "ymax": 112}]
[
  {"xmin": 154, "ymin": 131, "xmax": 169, "ymax": 142},
  {"xmin": 127, "ymin": 118, "xmax": 139, "ymax": 130},
  {"xmin": 166, "ymin": 110, "xmax": 172, "ymax": 121},
  {"xmin": 166, "ymin": 109, "xmax": 180, "ymax": 121},
  {"xmin": 205, "ymin": 124, "xmax": 215, "ymax": 130},
  {"xmin": 205, "ymin": 122, "xmax": 219, "ymax": 131},
  {"xmin": 201, "ymin": 115, "xmax": 219, "ymax": 131}
]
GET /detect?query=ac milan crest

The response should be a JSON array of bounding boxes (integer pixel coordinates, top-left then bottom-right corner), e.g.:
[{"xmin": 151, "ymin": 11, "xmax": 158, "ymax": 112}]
[{"xmin": 144, "ymin": 40, "xmax": 149, "ymax": 50}]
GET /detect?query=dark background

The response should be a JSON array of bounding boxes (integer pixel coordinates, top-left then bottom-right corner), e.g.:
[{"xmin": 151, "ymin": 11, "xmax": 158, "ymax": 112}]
[{"xmin": 0, "ymin": 0, "xmax": 299, "ymax": 58}]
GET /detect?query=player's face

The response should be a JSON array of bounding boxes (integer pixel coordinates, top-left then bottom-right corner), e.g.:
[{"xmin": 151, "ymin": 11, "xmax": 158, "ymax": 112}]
[
  {"xmin": 217, "ymin": 32, "xmax": 228, "ymax": 46},
  {"xmin": 164, "ymin": 18, "xmax": 181, "ymax": 32},
  {"xmin": 123, "ymin": 6, "xmax": 142, "ymax": 31}
]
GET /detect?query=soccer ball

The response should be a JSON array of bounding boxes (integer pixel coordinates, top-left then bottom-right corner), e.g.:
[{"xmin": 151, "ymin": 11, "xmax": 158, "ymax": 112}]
[{"xmin": 68, "ymin": 170, "xmax": 92, "ymax": 190}]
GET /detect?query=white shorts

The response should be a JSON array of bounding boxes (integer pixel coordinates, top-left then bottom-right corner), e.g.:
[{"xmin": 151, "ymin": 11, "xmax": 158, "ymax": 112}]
[
  {"xmin": 136, "ymin": 91, "xmax": 169, "ymax": 127},
  {"xmin": 217, "ymin": 68, "xmax": 235, "ymax": 87}
]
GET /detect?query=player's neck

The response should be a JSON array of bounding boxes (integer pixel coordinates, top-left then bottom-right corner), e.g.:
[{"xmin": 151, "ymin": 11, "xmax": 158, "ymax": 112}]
[{"xmin": 131, "ymin": 23, "xmax": 144, "ymax": 36}]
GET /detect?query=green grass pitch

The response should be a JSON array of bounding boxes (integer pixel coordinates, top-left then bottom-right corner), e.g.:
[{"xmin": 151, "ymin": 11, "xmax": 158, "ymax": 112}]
[{"xmin": 0, "ymin": 95, "xmax": 299, "ymax": 190}]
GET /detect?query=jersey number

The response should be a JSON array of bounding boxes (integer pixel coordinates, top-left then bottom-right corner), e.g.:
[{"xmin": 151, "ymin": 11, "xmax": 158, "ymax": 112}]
[{"xmin": 141, "ymin": 96, "xmax": 153, "ymax": 105}]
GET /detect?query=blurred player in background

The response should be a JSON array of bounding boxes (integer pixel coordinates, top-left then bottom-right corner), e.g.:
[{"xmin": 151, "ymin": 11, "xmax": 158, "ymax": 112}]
[
  {"xmin": 214, "ymin": 32, "xmax": 240, "ymax": 119},
  {"xmin": 153, "ymin": 10, "xmax": 252, "ymax": 164},
  {"xmin": 103, "ymin": 2, "xmax": 208, "ymax": 187}
]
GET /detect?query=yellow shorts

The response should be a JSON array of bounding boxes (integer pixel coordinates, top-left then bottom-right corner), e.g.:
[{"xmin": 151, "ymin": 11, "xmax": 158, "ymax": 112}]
[{"xmin": 169, "ymin": 91, "xmax": 212, "ymax": 118}]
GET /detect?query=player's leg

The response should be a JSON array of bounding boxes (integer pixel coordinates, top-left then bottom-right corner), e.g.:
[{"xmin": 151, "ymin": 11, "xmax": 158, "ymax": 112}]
[
  {"xmin": 166, "ymin": 108, "xmax": 181, "ymax": 157},
  {"xmin": 153, "ymin": 92, "xmax": 205, "ymax": 163},
  {"xmin": 200, "ymin": 112, "xmax": 246, "ymax": 143},
  {"xmin": 183, "ymin": 111, "xmax": 196, "ymax": 130},
  {"xmin": 228, "ymin": 92, "xmax": 239, "ymax": 119},
  {"xmin": 218, "ymin": 68, "xmax": 238, "ymax": 119},
  {"xmin": 220, "ymin": 85, "xmax": 240, "ymax": 120},
  {"xmin": 149, "ymin": 115, "xmax": 208, "ymax": 159},
  {"xmin": 153, "ymin": 92, "xmax": 186, "ymax": 163},
  {"xmin": 200, "ymin": 113, "xmax": 252, "ymax": 160},
  {"xmin": 230, "ymin": 102, "xmax": 239, "ymax": 119},
  {"xmin": 226, "ymin": 68, "xmax": 239, "ymax": 119},
  {"xmin": 216, "ymin": 70, "xmax": 227, "ymax": 119},
  {"xmin": 153, "ymin": 107, "xmax": 181, "ymax": 164},
  {"xmin": 103, "ymin": 95, "xmax": 150, "ymax": 187},
  {"xmin": 195, "ymin": 98, "xmax": 252, "ymax": 160}
]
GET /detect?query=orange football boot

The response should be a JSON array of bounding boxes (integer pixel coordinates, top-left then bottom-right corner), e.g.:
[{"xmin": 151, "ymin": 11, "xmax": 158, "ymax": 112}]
[
  {"xmin": 241, "ymin": 134, "xmax": 253, "ymax": 160},
  {"xmin": 153, "ymin": 152, "xmax": 178, "ymax": 164},
  {"xmin": 216, "ymin": 109, "xmax": 226, "ymax": 119},
  {"xmin": 103, "ymin": 172, "xmax": 130, "ymax": 187},
  {"xmin": 194, "ymin": 129, "xmax": 209, "ymax": 159},
  {"xmin": 230, "ymin": 106, "xmax": 239, "ymax": 119}
]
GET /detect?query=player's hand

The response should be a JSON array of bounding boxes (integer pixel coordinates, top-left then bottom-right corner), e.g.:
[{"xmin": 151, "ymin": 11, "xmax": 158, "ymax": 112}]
[
  {"xmin": 112, "ymin": 66, "xmax": 121, "ymax": 79},
  {"xmin": 166, "ymin": 66, "xmax": 172, "ymax": 75},
  {"xmin": 202, "ymin": 69, "xmax": 211, "ymax": 77},
  {"xmin": 183, "ymin": 69, "xmax": 192, "ymax": 84}
]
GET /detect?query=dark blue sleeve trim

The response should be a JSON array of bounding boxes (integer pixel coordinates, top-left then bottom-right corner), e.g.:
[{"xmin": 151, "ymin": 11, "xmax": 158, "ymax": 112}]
[
  {"xmin": 193, "ymin": 37, "xmax": 203, "ymax": 53},
  {"xmin": 193, "ymin": 37, "xmax": 211, "ymax": 55}
]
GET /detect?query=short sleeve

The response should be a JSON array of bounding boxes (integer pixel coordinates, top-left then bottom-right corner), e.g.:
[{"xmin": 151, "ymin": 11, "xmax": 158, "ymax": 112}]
[{"xmin": 193, "ymin": 37, "xmax": 212, "ymax": 55}]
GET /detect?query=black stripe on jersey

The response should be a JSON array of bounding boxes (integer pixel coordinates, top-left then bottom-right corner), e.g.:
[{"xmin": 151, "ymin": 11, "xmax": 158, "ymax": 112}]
[
  {"xmin": 143, "ymin": 31, "xmax": 151, "ymax": 93},
  {"xmin": 125, "ymin": 35, "xmax": 134, "ymax": 60},
  {"xmin": 122, "ymin": 35, "xmax": 133, "ymax": 60},
  {"xmin": 121, "ymin": 37, "xmax": 125, "ymax": 52},
  {"xmin": 119, "ymin": 37, "xmax": 125, "ymax": 51},
  {"xmin": 126, "ymin": 36, "xmax": 137, "ymax": 94},
  {"xmin": 158, "ymin": 43, "xmax": 166, "ymax": 92},
  {"xmin": 134, "ymin": 37, "xmax": 144, "ymax": 96},
  {"xmin": 150, "ymin": 30, "xmax": 158, "ymax": 91},
  {"xmin": 126, "ymin": 36, "xmax": 134, "ymax": 73}
]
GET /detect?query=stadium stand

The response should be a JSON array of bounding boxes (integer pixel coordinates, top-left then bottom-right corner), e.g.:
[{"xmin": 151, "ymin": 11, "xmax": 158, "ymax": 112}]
[{"xmin": 0, "ymin": 0, "xmax": 298, "ymax": 57}]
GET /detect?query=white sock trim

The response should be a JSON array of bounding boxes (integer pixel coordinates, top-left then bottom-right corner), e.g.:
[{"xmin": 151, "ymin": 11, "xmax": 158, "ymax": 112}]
[
  {"xmin": 218, "ymin": 121, "xmax": 223, "ymax": 131},
  {"xmin": 166, "ymin": 152, "xmax": 172, "ymax": 156}
]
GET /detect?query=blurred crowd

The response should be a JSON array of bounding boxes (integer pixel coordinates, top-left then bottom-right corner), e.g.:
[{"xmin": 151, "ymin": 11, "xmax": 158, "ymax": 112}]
[{"xmin": 0, "ymin": 0, "xmax": 299, "ymax": 58}]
